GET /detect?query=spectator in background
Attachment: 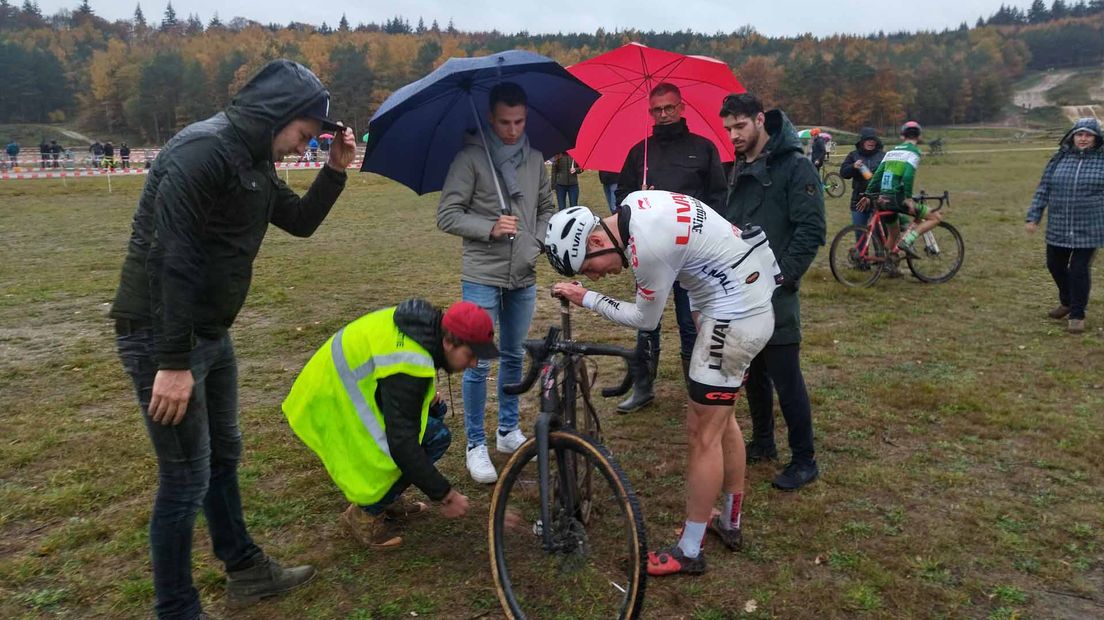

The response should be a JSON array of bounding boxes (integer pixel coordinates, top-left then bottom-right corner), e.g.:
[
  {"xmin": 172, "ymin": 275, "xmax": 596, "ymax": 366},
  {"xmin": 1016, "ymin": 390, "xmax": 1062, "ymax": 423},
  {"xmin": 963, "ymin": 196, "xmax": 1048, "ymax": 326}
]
[
  {"xmin": 39, "ymin": 139, "xmax": 50, "ymax": 169},
  {"xmin": 308, "ymin": 136, "xmax": 319, "ymax": 162},
  {"xmin": 50, "ymin": 141, "xmax": 61, "ymax": 168},
  {"xmin": 810, "ymin": 133, "xmax": 827, "ymax": 172},
  {"xmin": 320, "ymin": 136, "xmax": 331, "ymax": 155},
  {"xmin": 838, "ymin": 128, "xmax": 885, "ymax": 235},
  {"xmin": 120, "ymin": 142, "xmax": 131, "ymax": 169},
  {"xmin": 599, "ymin": 170, "xmax": 619, "ymax": 213},
  {"xmin": 104, "ymin": 141, "xmax": 116, "ymax": 169},
  {"xmin": 1025, "ymin": 117, "xmax": 1104, "ymax": 335},
  {"xmin": 5, "ymin": 139, "xmax": 18, "ymax": 168},
  {"xmin": 90, "ymin": 140, "xmax": 104, "ymax": 168},
  {"xmin": 551, "ymin": 152, "xmax": 582, "ymax": 210}
]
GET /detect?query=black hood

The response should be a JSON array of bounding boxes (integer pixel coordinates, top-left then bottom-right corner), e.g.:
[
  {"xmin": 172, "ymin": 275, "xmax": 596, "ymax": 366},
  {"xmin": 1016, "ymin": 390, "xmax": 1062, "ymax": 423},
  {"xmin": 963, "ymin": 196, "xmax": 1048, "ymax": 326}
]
[
  {"xmin": 762, "ymin": 109, "xmax": 804, "ymax": 161},
  {"xmin": 394, "ymin": 298, "xmax": 447, "ymax": 370},
  {"xmin": 855, "ymin": 127, "xmax": 884, "ymax": 154},
  {"xmin": 224, "ymin": 59, "xmax": 330, "ymax": 164}
]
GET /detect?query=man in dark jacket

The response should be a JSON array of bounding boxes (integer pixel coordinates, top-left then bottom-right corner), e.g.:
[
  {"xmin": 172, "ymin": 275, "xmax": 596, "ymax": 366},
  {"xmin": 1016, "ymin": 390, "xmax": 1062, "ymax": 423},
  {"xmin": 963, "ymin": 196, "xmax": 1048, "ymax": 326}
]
[
  {"xmin": 839, "ymin": 128, "xmax": 885, "ymax": 233},
  {"xmin": 810, "ymin": 133, "xmax": 827, "ymax": 171},
  {"xmin": 614, "ymin": 82, "xmax": 728, "ymax": 413},
  {"xmin": 120, "ymin": 142, "xmax": 131, "ymax": 169},
  {"xmin": 719, "ymin": 93, "xmax": 826, "ymax": 491},
  {"xmin": 283, "ymin": 299, "xmax": 491, "ymax": 549},
  {"xmin": 110, "ymin": 59, "xmax": 356, "ymax": 620}
]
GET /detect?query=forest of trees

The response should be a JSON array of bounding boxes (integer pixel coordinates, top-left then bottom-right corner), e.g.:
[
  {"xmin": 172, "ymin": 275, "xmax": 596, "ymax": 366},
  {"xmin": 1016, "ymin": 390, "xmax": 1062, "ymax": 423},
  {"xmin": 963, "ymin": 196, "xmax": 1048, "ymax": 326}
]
[{"xmin": 1, "ymin": 0, "xmax": 1102, "ymax": 143}]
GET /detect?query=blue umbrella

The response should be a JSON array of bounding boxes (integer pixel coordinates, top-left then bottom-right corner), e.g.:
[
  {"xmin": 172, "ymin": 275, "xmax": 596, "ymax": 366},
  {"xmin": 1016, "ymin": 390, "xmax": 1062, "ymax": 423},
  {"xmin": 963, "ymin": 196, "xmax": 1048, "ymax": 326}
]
[{"xmin": 361, "ymin": 50, "xmax": 599, "ymax": 207}]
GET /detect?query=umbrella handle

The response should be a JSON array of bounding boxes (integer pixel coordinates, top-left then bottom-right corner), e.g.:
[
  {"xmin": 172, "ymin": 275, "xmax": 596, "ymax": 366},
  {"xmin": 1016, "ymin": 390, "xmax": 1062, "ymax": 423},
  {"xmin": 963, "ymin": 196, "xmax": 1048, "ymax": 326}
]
[{"xmin": 468, "ymin": 97, "xmax": 514, "ymax": 241}]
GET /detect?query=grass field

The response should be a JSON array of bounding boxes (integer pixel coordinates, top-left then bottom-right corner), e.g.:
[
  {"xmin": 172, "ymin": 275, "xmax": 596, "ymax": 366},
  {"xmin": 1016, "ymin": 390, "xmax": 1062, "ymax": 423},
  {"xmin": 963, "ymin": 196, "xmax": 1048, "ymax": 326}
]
[{"xmin": 2, "ymin": 141, "xmax": 1102, "ymax": 620}]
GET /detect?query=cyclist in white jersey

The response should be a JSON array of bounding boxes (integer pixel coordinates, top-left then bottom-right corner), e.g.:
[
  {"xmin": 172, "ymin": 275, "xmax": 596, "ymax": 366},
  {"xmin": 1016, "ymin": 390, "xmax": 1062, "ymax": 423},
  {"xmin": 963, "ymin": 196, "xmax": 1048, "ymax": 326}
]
[{"xmin": 546, "ymin": 190, "xmax": 780, "ymax": 576}]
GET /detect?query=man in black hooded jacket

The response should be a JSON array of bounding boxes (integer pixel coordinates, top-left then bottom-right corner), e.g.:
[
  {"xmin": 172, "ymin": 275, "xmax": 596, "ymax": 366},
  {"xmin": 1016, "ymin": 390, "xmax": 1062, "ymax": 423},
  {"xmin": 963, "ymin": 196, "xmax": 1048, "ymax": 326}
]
[
  {"xmin": 838, "ymin": 127, "xmax": 885, "ymax": 232},
  {"xmin": 110, "ymin": 59, "xmax": 356, "ymax": 620}
]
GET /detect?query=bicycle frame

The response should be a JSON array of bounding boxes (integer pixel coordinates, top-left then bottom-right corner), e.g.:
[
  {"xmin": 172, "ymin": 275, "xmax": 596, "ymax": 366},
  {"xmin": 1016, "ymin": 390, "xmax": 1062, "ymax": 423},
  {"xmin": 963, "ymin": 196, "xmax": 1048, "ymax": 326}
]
[
  {"xmin": 506, "ymin": 299, "xmax": 634, "ymax": 551},
  {"xmin": 856, "ymin": 191, "xmax": 951, "ymax": 260}
]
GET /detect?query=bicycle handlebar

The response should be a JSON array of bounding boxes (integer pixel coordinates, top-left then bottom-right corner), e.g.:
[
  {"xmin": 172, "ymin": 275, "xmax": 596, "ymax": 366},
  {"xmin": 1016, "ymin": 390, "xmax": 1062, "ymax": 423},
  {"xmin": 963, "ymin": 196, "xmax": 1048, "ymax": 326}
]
[{"xmin": 501, "ymin": 327, "xmax": 636, "ymax": 397}]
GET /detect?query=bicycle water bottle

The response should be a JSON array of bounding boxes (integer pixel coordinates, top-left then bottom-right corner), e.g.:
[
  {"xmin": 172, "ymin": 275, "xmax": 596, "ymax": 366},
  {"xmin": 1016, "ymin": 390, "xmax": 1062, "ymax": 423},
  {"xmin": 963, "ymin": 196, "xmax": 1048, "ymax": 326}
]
[{"xmin": 856, "ymin": 161, "xmax": 873, "ymax": 180}]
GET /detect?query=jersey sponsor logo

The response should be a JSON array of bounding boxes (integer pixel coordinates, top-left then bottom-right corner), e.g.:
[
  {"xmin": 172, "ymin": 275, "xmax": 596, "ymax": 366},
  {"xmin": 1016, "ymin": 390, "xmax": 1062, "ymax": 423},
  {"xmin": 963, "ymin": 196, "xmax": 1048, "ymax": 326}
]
[
  {"xmin": 805, "ymin": 183, "xmax": 817, "ymax": 196},
  {"xmin": 745, "ymin": 271, "xmax": 760, "ymax": 284},
  {"xmin": 708, "ymin": 319, "xmax": 731, "ymax": 371},
  {"xmin": 883, "ymin": 149, "xmax": 920, "ymax": 167},
  {"xmin": 704, "ymin": 391, "xmax": 739, "ymax": 401},
  {"xmin": 691, "ymin": 204, "xmax": 707, "ymax": 234},
  {"xmin": 636, "ymin": 196, "xmax": 652, "ymax": 210},
  {"xmin": 629, "ymin": 235, "xmax": 639, "ymax": 268},
  {"xmin": 598, "ymin": 295, "xmax": 621, "ymax": 310},
  {"xmin": 672, "ymin": 193, "xmax": 694, "ymax": 245},
  {"xmin": 636, "ymin": 283, "xmax": 655, "ymax": 301},
  {"xmin": 570, "ymin": 227, "xmax": 583, "ymax": 258},
  {"xmin": 699, "ymin": 265, "xmax": 736, "ymax": 294}
]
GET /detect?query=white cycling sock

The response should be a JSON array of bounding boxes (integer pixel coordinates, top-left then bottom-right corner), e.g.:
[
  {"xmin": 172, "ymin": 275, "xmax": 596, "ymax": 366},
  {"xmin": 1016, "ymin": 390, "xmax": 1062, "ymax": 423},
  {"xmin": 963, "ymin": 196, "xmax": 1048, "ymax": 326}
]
[{"xmin": 678, "ymin": 521, "xmax": 706, "ymax": 558}]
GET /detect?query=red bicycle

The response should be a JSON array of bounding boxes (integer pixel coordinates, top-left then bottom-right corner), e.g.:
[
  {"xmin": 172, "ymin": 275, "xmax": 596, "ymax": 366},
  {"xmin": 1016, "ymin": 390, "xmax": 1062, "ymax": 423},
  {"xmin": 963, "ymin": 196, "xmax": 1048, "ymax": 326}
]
[{"xmin": 829, "ymin": 190, "xmax": 964, "ymax": 287}]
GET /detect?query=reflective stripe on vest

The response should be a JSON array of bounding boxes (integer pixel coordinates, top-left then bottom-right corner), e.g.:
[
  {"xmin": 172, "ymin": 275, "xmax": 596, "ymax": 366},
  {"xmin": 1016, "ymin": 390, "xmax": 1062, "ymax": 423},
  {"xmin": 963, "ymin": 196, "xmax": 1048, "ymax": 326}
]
[{"xmin": 331, "ymin": 326, "xmax": 434, "ymax": 458}]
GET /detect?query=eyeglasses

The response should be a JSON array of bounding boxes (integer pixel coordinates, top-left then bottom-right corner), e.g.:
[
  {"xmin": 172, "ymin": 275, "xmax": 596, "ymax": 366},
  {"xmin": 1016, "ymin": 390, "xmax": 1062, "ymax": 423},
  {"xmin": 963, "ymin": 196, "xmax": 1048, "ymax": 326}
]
[{"xmin": 649, "ymin": 103, "xmax": 681, "ymax": 117}]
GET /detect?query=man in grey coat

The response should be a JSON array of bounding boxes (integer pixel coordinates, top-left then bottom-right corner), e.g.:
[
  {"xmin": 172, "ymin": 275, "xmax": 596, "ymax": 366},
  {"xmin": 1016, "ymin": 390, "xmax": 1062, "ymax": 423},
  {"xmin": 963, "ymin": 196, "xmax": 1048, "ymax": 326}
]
[{"xmin": 437, "ymin": 82, "xmax": 556, "ymax": 484}]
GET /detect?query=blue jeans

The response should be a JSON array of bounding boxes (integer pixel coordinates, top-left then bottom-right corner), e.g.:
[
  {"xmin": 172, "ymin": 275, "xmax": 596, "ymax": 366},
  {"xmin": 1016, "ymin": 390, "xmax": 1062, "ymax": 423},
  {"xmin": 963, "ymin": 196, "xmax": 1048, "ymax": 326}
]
[
  {"xmin": 555, "ymin": 184, "xmax": 579, "ymax": 211},
  {"xmin": 603, "ymin": 182, "xmax": 619, "ymax": 213},
  {"xmin": 461, "ymin": 281, "xmax": 536, "ymax": 447},
  {"xmin": 637, "ymin": 282, "xmax": 697, "ymax": 364},
  {"xmin": 850, "ymin": 209, "xmax": 871, "ymax": 241},
  {"xmin": 361, "ymin": 415, "xmax": 451, "ymax": 514},
  {"xmin": 117, "ymin": 327, "xmax": 262, "ymax": 620}
]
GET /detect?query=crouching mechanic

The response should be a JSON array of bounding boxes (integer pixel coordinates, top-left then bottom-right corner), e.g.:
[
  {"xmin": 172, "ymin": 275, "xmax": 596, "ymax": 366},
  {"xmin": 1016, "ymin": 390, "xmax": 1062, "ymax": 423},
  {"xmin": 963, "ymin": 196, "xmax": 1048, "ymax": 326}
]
[
  {"xmin": 546, "ymin": 191, "xmax": 781, "ymax": 576},
  {"xmin": 282, "ymin": 299, "xmax": 501, "ymax": 549}
]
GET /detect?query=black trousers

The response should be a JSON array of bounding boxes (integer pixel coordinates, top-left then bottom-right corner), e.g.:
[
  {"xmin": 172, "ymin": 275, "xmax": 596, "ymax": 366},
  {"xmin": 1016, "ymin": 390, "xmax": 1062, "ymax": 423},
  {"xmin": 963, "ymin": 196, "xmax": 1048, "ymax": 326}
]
[
  {"xmin": 744, "ymin": 342, "xmax": 815, "ymax": 464},
  {"xmin": 1046, "ymin": 245, "xmax": 1096, "ymax": 320}
]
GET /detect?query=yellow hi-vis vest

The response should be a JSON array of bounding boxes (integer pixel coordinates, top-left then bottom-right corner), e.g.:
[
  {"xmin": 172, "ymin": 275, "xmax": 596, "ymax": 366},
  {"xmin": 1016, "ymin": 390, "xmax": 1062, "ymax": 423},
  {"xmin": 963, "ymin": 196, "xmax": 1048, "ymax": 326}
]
[{"xmin": 282, "ymin": 306, "xmax": 436, "ymax": 506}]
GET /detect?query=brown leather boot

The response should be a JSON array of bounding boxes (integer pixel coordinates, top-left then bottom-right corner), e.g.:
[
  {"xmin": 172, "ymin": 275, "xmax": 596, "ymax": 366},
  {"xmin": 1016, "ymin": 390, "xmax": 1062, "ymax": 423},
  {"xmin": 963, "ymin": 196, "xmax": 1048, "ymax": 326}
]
[
  {"xmin": 341, "ymin": 504, "xmax": 403, "ymax": 549},
  {"xmin": 382, "ymin": 495, "xmax": 429, "ymax": 521}
]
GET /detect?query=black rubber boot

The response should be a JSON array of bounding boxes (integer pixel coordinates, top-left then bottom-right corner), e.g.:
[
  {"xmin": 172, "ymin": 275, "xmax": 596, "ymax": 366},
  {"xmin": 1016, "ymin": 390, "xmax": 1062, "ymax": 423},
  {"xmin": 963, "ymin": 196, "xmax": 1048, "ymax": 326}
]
[
  {"xmin": 226, "ymin": 553, "xmax": 316, "ymax": 609},
  {"xmin": 617, "ymin": 338, "xmax": 656, "ymax": 413}
]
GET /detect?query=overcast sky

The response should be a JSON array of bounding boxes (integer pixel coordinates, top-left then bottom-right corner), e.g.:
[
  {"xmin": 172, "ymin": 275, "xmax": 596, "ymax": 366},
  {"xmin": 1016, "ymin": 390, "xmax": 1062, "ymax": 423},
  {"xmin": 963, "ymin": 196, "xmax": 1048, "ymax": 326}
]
[{"xmin": 38, "ymin": 0, "xmax": 1025, "ymax": 37}]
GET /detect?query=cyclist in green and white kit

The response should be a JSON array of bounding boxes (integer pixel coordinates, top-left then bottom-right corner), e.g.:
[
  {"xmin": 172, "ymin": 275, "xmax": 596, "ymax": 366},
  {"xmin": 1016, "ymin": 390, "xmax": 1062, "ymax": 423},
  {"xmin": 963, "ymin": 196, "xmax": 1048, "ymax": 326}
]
[{"xmin": 861, "ymin": 121, "xmax": 943, "ymax": 258}]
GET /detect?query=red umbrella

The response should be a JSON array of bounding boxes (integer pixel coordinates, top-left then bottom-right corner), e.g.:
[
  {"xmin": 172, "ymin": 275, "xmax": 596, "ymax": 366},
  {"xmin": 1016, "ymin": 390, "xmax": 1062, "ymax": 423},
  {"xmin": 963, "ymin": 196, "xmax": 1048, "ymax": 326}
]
[
  {"xmin": 318, "ymin": 133, "xmax": 335, "ymax": 140},
  {"xmin": 567, "ymin": 43, "xmax": 744, "ymax": 179}
]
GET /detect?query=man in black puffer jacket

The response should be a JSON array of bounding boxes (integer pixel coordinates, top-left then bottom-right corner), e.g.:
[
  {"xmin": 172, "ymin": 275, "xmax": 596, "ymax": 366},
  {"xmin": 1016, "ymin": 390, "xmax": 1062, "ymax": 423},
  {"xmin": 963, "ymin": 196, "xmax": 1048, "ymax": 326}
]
[
  {"xmin": 613, "ymin": 82, "xmax": 727, "ymax": 413},
  {"xmin": 110, "ymin": 59, "xmax": 357, "ymax": 620},
  {"xmin": 719, "ymin": 93, "xmax": 826, "ymax": 492},
  {"xmin": 838, "ymin": 127, "xmax": 885, "ymax": 232}
]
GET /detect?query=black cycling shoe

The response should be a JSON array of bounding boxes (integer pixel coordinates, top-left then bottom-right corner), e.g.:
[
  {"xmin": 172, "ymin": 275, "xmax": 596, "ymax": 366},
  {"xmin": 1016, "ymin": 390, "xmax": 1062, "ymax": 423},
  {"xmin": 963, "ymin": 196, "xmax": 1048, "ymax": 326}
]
[
  {"xmin": 772, "ymin": 460, "xmax": 819, "ymax": 491},
  {"xmin": 745, "ymin": 441, "xmax": 778, "ymax": 464}
]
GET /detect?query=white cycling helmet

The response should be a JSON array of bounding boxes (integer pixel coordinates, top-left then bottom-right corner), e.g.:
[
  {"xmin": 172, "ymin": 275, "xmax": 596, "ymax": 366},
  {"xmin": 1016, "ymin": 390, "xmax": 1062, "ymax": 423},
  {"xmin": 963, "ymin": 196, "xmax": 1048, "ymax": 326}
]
[{"xmin": 545, "ymin": 206, "xmax": 599, "ymax": 277}]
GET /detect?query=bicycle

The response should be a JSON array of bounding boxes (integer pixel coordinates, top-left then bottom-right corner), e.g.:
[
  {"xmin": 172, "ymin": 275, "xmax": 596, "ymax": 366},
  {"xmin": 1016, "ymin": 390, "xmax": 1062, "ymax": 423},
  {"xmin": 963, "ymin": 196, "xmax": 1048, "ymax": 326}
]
[
  {"xmin": 828, "ymin": 190, "xmax": 964, "ymax": 287},
  {"xmin": 822, "ymin": 167, "xmax": 845, "ymax": 198},
  {"xmin": 928, "ymin": 137, "xmax": 946, "ymax": 156},
  {"xmin": 489, "ymin": 298, "xmax": 648, "ymax": 620}
]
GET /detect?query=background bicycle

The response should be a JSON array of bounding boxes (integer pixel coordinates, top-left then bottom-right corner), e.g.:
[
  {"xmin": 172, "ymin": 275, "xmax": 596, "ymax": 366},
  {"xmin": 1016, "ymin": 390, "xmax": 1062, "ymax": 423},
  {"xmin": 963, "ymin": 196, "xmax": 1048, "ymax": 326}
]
[
  {"xmin": 829, "ymin": 190, "xmax": 964, "ymax": 287},
  {"xmin": 822, "ymin": 167, "xmax": 845, "ymax": 198},
  {"xmin": 489, "ymin": 299, "xmax": 648, "ymax": 620}
]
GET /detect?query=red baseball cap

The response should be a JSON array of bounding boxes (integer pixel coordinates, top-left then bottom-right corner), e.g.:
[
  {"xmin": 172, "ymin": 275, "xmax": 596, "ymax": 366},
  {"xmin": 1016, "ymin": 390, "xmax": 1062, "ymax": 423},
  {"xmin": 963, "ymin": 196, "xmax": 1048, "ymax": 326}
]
[{"xmin": 442, "ymin": 301, "xmax": 499, "ymax": 359}]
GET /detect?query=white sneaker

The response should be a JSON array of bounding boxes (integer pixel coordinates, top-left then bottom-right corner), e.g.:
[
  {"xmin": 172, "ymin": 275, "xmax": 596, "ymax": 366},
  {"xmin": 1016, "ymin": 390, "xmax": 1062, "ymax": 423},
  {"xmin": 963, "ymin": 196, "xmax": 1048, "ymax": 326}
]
[
  {"xmin": 466, "ymin": 444, "xmax": 498, "ymax": 484},
  {"xmin": 496, "ymin": 428, "xmax": 527, "ymax": 454}
]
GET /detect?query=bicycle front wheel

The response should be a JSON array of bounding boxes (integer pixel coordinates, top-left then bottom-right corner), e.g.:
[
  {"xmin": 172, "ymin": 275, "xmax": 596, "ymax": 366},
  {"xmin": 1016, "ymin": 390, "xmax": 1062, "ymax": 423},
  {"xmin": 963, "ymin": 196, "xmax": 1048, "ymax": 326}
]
[
  {"xmin": 829, "ymin": 224, "xmax": 886, "ymax": 287},
  {"xmin": 906, "ymin": 222, "xmax": 964, "ymax": 283},
  {"xmin": 823, "ymin": 171, "xmax": 845, "ymax": 198},
  {"xmin": 489, "ymin": 430, "xmax": 647, "ymax": 620}
]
